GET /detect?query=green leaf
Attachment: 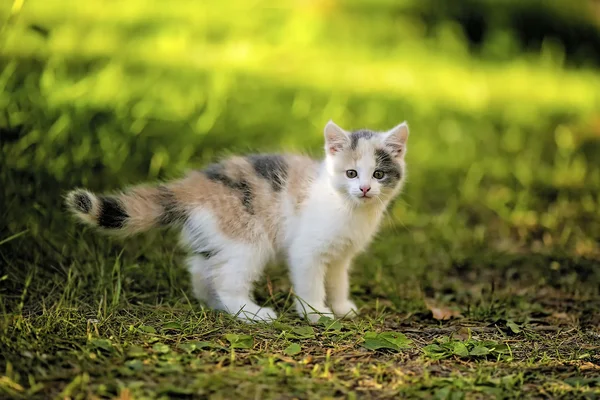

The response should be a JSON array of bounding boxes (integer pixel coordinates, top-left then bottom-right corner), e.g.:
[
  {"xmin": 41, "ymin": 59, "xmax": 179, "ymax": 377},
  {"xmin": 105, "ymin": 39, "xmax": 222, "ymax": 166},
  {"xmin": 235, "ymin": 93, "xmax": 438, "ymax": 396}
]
[
  {"xmin": 126, "ymin": 345, "xmax": 146, "ymax": 358},
  {"xmin": 362, "ymin": 331, "xmax": 412, "ymax": 351},
  {"xmin": 178, "ymin": 341, "xmax": 222, "ymax": 353},
  {"xmin": 434, "ymin": 386, "xmax": 452, "ymax": 400},
  {"xmin": 452, "ymin": 342, "xmax": 469, "ymax": 357},
  {"xmin": 224, "ymin": 334, "xmax": 239, "ymax": 343},
  {"xmin": 89, "ymin": 338, "xmax": 113, "ymax": 352},
  {"xmin": 283, "ymin": 343, "xmax": 301, "ymax": 356},
  {"xmin": 288, "ymin": 326, "xmax": 315, "ymax": 339},
  {"xmin": 224, "ymin": 334, "xmax": 254, "ymax": 349},
  {"xmin": 318, "ymin": 316, "xmax": 342, "ymax": 331},
  {"xmin": 156, "ymin": 363, "xmax": 184, "ymax": 375},
  {"xmin": 162, "ymin": 322, "xmax": 182, "ymax": 331},
  {"xmin": 422, "ymin": 344, "xmax": 450, "ymax": 359},
  {"xmin": 479, "ymin": 340, "xmax": 499, "ymax": 348},
  {"xmin": 470, "ymin": 345, "xmax": 491, "ymax": 356},
  {"xmin": 565, "ymin": 377, "xmax": 600, "ymax": 387},
  {"xmin": 138, "ymin": 325, "xmax": 157, "ymax": 334},
  {"xmin": 379, "ymin": 332, "xmax": 412, "ymax": 349},
  {"xmin": 424, "ymin": 344, "xmax": 445, "ymax": 353},
  {"xmin": 152, "ymin": 343, "xmax": 170, "ymax": 354},
  {"xmin": 178, "ymin": 343, "xmax": 197, "ymax": 354},
  {"xmin": 125, "ymin": 359, "xmax": 143, "ymax": 371},
  {"xmin": 118, "ymin": 367, "xmax": 135, "ymax": 377},
  {"xmin": 272, "ymin": 322, "xmax": 294, "ymax": 332},
  {"xmin": 492, "ymin": 343, "xmax": 511, "ymax": 355},
  {"xmin": 194, "ymin": 341, "xmax": 225, "ymax": 350},
  {"xmin": 506, "ymin": 321, "xmax": 521, "ymax": 334},
  {"xmin": 363, "ymin": 337, "xmax": 395, "ymax": 351}
]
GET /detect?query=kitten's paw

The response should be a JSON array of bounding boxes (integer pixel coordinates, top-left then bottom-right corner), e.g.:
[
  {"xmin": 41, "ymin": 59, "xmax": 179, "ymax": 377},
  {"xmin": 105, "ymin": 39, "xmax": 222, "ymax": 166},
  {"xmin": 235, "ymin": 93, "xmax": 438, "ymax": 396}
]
[
  {"xmin": 332, "ymin": 300, "xmax": 359, "ymax": 319},
  {"xmin": 238, "ymin": 307, "xmax": 278, "ymax": 323},
  {"xmin": 303, "ymin": 306, "xmax": 334, "ymax": 324}
]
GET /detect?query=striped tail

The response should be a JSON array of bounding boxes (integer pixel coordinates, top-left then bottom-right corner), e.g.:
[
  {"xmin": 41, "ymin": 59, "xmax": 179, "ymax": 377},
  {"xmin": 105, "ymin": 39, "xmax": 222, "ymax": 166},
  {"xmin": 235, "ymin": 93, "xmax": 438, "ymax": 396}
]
[{"xmin": 65, "ymin": 185, "xmax": 184, "ymax": 236}]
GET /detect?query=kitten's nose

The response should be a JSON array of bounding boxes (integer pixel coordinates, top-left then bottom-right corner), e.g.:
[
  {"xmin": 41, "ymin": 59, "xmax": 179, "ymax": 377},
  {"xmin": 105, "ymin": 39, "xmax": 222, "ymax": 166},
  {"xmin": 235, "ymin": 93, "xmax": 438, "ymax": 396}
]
[{"xmin": 360, "ymin": 186, "xmax": 371, "ymax": 195}]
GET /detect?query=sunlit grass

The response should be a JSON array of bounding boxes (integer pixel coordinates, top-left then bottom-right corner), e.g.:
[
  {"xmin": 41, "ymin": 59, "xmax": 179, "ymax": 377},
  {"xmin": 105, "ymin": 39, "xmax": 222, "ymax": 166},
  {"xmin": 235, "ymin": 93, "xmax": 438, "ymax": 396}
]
[{"xmin": 2, "ymin": 0, "xmax": 599, "ymax": 121}]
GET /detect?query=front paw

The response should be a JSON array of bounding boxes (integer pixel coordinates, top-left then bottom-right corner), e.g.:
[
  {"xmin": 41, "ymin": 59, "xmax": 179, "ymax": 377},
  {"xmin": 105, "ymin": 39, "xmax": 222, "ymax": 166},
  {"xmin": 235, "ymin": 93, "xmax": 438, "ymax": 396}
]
[
  {"xmin": 236, "ymin": 307, "xmax": 278, "ymax": 324},
  {"xmin": 306, "ymin": 307, "xmax": 334, "ymax": 324},
  {"xmin": 331, "ymin": 300, "xmax": 359, "ymax": 319},
  {"xmin": 297, "ymin": 303, "xmax": 334, "ymax": 324}
]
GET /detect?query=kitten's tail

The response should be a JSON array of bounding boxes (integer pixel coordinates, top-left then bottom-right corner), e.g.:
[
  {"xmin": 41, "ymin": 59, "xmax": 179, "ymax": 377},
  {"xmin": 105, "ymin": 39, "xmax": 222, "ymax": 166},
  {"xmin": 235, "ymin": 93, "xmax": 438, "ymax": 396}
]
[{"xmin": 64, "ymin": 184, "xmax": 185, "ymax": 236}]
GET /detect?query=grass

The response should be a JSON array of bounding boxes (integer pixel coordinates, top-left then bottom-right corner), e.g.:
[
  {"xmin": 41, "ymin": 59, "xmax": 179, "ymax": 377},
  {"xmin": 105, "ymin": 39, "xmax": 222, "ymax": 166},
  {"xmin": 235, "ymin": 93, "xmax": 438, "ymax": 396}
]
[
  {"xmin": 1, "ymin": 265, "xmax": 599, "ymax": 399},
  {"xmin": 1, "ymin": 0, "xmax": 600, "ymax": 398}
]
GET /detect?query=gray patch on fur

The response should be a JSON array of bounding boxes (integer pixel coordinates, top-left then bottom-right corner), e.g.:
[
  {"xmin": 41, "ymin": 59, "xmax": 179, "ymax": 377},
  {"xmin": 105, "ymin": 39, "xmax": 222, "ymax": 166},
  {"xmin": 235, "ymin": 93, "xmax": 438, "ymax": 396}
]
[
  {"xmin": 185, "ymin": 218, "xmax": 219, "ymax": 259},
  {"xmin": 247, "ymin": 154, "xmax": 288, "ymax": 191},
  {"xmin": 236, "ymin": 180, "xmax": 253, "ymax": 213},
  {"xmin": 374, "ymin": 149, "xmax": 402, "ymax": 187},
  {"xmin": 157, "ymin": 186, "xmax": 186, "ymax": 225},
  {"xmin": 350, "ymin": 129, "xmax": 375, "ymax": 150},
  {"xmin": 203, "ymin": 163, "xmax": 254, "ymax": 214}
]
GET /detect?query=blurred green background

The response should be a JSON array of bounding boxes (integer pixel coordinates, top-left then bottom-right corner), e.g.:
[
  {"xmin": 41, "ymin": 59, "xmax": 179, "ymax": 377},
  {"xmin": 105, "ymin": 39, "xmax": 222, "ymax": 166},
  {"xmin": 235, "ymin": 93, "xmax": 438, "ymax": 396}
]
[{"xmin": 1, "ymin": 0, "xmax": 600, "ymax": 306}]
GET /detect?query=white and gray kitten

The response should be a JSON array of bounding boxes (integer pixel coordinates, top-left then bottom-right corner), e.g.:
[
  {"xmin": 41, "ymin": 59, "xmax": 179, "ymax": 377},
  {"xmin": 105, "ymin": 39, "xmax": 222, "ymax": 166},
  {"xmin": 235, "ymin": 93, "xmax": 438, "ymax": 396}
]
[{"xmin": 65, "ymin": 121, "xmax": 409, "ymax": 323}]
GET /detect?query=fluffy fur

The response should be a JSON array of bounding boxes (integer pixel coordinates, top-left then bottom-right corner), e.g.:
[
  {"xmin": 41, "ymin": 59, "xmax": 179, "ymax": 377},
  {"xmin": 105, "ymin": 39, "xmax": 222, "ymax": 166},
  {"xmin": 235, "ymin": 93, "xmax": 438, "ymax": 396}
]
[{"xmin": 65, "ymin": 121, "xmax": 410, "ymax": 323}]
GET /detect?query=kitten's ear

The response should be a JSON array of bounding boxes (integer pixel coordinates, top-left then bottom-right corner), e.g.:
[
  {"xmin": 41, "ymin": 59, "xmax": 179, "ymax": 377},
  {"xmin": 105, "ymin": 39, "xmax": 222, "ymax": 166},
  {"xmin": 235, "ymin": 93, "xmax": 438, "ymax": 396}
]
[
  {"xmin": 324, "ymin": 120, "xmax": 349, "ymax": 155},
  {"xmin": 383, "ymin": 121, "xmax": 409, "ymax": 157}
]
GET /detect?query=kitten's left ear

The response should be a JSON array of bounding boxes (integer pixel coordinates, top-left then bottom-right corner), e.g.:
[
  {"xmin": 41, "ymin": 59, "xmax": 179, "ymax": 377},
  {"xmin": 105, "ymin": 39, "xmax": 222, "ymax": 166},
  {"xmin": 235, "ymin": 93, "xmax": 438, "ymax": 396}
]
[{"xmin": 383, "ymin": 121, "xmax": 409, "ymax": 157}]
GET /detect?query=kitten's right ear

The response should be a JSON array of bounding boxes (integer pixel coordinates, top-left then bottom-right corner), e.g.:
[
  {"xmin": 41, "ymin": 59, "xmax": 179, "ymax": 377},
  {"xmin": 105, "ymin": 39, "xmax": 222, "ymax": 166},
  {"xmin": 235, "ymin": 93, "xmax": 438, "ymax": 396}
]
[{"xmin": 324, "ymin": 120, "xmax": 349, "ymax": 155}]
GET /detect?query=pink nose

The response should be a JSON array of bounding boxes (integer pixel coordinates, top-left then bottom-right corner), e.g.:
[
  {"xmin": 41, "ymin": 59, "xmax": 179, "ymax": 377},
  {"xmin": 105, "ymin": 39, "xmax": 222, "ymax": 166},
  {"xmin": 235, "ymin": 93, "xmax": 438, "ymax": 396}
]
[{"xmin": 360, "ymin": 186, "xmax": 371, "ymax": 195}]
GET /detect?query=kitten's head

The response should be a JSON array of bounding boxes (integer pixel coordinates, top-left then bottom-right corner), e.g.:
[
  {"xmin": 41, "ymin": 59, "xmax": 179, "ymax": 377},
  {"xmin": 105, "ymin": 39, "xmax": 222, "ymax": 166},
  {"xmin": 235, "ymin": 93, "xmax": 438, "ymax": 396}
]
[{"xmin": 323, "ymin": 120, "xmax": 409, "ymax": 206}]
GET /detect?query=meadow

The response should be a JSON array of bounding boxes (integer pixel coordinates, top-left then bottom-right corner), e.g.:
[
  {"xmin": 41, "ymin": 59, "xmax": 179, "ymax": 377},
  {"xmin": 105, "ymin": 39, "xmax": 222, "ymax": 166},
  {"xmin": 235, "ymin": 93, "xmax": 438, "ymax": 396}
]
[{"xmin": 1, "ymin": 1, "xmax": 600, "ymax": 398}]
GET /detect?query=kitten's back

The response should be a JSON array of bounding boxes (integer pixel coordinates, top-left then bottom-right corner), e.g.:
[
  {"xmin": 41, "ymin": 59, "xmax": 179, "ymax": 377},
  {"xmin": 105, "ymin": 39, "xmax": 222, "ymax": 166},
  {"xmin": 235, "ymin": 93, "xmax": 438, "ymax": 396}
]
[{"xmin": 65, "ymin": 153, "xmax": 320, "ymax": 240}]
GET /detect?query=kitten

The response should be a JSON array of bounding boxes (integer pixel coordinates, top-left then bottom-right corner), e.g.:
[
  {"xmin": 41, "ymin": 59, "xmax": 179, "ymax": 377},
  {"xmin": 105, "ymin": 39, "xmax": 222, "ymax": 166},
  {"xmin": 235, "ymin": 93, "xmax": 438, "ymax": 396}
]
[{"xmin": 65, "ymin": 121, "xmax": 409, "ymax": 323}]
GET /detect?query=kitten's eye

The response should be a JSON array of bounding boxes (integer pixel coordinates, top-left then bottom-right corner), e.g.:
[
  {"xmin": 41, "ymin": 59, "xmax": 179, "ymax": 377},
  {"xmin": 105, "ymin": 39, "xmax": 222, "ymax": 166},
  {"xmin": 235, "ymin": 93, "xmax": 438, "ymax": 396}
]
[
  {"xmin": 373, "ymin": 170, "xmax": 385, "ymax": 179},
  {"xmin": 346, "ymin": 170, "xmax": 358, "ymax": 179}
]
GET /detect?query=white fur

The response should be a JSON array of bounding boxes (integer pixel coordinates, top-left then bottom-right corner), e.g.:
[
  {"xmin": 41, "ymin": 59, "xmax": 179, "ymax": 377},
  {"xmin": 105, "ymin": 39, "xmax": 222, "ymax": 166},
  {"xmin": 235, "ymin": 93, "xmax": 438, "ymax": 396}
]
[
  {"xmin": 184, "ymin": 121, "xmax": 408, "ymax": 323},
  {"xmin": 182, "ymin": 209, "xmax": 277, "ymax": 322}
]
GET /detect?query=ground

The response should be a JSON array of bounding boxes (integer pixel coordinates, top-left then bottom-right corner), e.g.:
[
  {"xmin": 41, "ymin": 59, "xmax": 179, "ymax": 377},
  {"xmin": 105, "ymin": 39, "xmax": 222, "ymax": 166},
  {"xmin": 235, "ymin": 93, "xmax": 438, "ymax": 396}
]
[
  {"xmin": 1, "ymin": 1, "xmax": 600, "ymax": 399},
  {"xmin": 1, "ymin": 192, "xmax": 599, "ymax": 399}
]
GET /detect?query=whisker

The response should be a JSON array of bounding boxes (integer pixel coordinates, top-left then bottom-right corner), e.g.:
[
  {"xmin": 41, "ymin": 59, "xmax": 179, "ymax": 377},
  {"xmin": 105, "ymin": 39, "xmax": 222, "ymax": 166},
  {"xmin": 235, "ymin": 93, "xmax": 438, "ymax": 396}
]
[{"xmin": 376, "ymin": 194, "xmax": 410, "ymax": 235}]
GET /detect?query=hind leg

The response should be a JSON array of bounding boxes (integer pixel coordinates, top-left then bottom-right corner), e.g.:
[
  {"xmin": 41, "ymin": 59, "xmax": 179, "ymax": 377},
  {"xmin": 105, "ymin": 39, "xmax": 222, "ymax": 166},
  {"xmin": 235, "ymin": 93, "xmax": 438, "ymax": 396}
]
[
  {"xmin": 210, "ymin": 245, "xmax": 277, "ymax": 322},
  {"xmin": 183, "ymin": 210, "xmax": 276, "ymax": 322},
  {"xmin": 186, "ymin": 255, "xmax": 221, "ymax": 309},
  {"xmin": 187, "ymin": 249, "xmax": 276, "ymax": 323}
]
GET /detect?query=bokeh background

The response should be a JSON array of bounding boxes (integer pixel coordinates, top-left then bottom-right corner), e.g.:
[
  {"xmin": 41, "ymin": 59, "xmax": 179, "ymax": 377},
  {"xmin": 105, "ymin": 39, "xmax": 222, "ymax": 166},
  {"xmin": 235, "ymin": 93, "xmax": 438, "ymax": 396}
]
[{"xmin": 1, "ymin": 0, "xmax": 600, "ymax": 309}]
